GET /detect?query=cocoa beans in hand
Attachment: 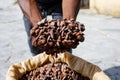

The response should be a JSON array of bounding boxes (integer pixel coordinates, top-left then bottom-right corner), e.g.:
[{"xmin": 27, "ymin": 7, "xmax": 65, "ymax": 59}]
[{"xmin": 31, "ymin": 18, "xmax": 85, "ymax": 56}]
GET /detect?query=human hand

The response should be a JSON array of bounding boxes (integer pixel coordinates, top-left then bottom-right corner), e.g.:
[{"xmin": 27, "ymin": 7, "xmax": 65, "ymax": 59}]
[{"xmin": 30, "ymin": 18, "xmax": 85, "ymax": 56}]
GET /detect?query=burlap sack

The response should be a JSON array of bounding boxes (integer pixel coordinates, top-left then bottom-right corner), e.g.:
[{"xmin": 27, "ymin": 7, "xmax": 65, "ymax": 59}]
[{"xmin": 6, "ymin": 51, "xmax": 110, "ymax": 80}]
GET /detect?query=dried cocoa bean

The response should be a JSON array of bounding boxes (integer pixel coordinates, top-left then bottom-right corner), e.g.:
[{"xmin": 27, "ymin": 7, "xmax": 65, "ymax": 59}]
[
  {"xmin": 48, "ymin": 42, "xmax": 54, "ymax": 47},
  {"xmin": 30, "ymin": 29, "xmax": 35, "ymax": 36},
  {"xmin": 80, "ymin": 24, "xmax": 85, "ymax": 32},
  {"xmin": 40, "ymin": 39, "xmax": 46, "ymax": 45}
]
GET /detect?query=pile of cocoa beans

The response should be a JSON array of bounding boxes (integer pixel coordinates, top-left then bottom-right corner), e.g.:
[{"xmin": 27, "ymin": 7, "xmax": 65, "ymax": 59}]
[
  {"xmin": 30, "ymin": 19, "xmax": 85, "ymax": 55},
  {"xmin": 19, "ymin": 62, "xmax": 90, "ymax": 80}
]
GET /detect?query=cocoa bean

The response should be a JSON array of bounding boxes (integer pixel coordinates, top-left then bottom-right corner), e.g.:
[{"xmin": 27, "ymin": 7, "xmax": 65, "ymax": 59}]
[
  {"xmin": 40, "ymin": 39, "xmax": 46, "ymax": 45},
  {"xmin": 30, "ymin": 29, "xmax": 35, "ymax": 36},
  {"xmin": 68, "ymin": 23, "xmax": 75, "ymax": 29},
  {"xmin": 80, "ymin": 24, "xmax": 85, "ymax": 32},
  {"xmin": 76, "ymin": 35, "xmax": 82, "ymax": 41},
  {"xmin": 48, "ymin": 42, "xmax": 54, "ymax": 47},
  {"xmin": 35, "ymin": 29, "xmax": 39, "ymax": 34}
]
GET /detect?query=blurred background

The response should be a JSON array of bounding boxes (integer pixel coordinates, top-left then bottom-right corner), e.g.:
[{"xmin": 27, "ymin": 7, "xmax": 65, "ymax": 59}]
[{"xmin": 0, "ymin": 0, "xmax": 120, "ymax": 80}]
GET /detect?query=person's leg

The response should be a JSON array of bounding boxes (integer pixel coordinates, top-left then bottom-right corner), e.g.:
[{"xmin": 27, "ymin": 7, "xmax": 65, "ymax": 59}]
[{"xmin": 23, "ymin": 15, "xmax": 43, "ymax": 56}]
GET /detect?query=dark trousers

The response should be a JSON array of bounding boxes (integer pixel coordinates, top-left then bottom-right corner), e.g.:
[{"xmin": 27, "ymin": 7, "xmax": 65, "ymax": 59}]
[{"xmin": 23, "ymin": 4, "xmax": 72, "ymax": 56}]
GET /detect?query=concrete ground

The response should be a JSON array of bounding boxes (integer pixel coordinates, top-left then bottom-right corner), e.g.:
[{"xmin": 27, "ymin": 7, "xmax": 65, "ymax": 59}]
[{"xmin": 0, "ymin": 0, "xmax": 120, "ymax": 80}]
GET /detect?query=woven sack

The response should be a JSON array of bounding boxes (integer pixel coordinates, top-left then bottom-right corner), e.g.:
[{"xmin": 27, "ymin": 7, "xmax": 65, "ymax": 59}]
[{"xmin": 6, "ymin": 52, "xmax": 110, "ymax": 80}]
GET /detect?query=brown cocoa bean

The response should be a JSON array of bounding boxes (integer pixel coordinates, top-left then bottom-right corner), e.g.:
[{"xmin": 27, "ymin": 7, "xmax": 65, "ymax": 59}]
[
  {"xmin": 76, "ymin": 35, "xmax": 82, "ymax": 41},
  {"xmin": 30, "ymin": 29, "xmax": 35, "ymax": 36},
  {"xmin": 35, "ymin": 29, "xmax": 39, "ymax": 34},
  {"xmin": 80, "ymin": 24, "xmax": 85, "ymax": 32},
  {"xmin": 39, "ymin": 39, "xmax": 46, "ymax": 45},
  {"xmin": 60, "ymin": 21, "xmax": 66, "ymax": 27},
  {"xmin": 48, "ymin": 42, "xmax": 54, "ymax": 47},
  {"xmin": 68, "ymin": 23, "xmax": 75, "ymax": 29}
]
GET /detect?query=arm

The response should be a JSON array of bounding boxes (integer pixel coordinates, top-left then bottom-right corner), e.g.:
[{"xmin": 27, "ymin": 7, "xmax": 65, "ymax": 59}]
[
  {"xmin": 18, "ymin": 0, "xmax": 43, "ymax": 27},
  {"xmin": 62, "ymin": 0, "xmax": 81, "ymax": 20}
]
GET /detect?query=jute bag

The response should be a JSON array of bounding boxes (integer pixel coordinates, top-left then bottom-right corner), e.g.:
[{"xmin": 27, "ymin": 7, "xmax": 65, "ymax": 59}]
[{"xmin": 6, "ymin": 51, "xmax": 110, "ymax": 80}]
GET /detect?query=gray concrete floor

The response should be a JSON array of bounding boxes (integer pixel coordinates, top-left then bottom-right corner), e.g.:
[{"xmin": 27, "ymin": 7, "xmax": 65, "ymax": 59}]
[{"xmin": 0, "ymin": 0, "xmax": 120, "ymax": 80}]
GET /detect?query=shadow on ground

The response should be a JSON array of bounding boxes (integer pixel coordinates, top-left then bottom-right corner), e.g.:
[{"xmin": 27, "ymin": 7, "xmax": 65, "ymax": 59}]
[{"xmin": 104, "ymin": 66, "xmax": 120, "ymax": 80}]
